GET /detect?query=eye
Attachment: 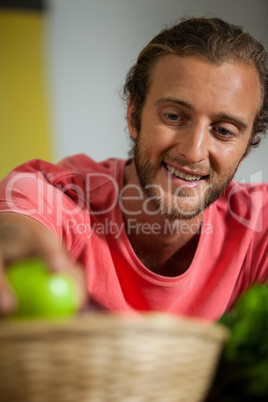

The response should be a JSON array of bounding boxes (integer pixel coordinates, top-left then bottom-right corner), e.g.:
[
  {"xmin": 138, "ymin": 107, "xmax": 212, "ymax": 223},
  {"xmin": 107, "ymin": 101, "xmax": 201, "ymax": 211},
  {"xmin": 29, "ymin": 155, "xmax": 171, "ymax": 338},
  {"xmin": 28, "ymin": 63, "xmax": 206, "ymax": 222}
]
[
  {"xmin": 212, "ymin": 123, "xmax": 238, "ymax": 140},
  {"xmin": 216, "ymin": 126, "xmax": 230, "ymax": 136},
  {"xmin": 160, "ymin": 109, "xmax": 188, "ymax": 126},
  {"xmin": 166, "ymin": 113, "xmax": 179, "ymax": 121}
]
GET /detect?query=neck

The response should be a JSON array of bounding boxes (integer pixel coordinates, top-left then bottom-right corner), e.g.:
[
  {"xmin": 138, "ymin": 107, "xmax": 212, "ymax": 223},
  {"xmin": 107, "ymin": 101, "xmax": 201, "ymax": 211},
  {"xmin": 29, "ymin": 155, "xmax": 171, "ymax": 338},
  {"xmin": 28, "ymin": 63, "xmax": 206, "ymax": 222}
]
[{"xmin": 122, "ymin": 160, "xmax": 203, "ymax": 276}]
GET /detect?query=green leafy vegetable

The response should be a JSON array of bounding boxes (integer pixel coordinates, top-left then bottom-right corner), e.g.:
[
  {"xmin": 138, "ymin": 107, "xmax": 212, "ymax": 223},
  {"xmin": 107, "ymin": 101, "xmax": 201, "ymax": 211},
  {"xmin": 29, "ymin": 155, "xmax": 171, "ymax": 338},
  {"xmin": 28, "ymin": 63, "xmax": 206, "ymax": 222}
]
[{"xmin": 206, "ymin": 284, "xmax": 268, "ymax": 401}]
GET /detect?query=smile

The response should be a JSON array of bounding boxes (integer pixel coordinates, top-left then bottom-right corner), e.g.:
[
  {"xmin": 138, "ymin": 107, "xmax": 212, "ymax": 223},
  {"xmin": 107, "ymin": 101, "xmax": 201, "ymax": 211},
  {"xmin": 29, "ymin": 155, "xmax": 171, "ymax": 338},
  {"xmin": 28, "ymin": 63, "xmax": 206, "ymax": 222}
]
[{"xmin": 164, "ymin": 163, "xmax": 206, "ymax": 181}]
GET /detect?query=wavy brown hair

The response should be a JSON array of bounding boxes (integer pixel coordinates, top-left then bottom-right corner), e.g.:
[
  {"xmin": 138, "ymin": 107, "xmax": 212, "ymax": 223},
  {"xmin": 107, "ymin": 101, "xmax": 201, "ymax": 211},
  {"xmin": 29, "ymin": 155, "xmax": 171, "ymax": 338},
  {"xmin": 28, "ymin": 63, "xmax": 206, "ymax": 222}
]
[{"xmin": 123, "ymin": 17, "xmax": 268, "ymax": 154}]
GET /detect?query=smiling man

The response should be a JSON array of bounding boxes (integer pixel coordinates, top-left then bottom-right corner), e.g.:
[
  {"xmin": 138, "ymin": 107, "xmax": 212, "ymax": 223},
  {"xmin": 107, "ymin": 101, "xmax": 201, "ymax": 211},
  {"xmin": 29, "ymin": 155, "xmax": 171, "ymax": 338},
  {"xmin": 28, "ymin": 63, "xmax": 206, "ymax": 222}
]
[
  {"xmin": 0, "ymin": 17, "xmax": 267, "ymax": 320},
  {"xmin": 126, "ymin": 55, "xmax": 260, "ymax": 220}
]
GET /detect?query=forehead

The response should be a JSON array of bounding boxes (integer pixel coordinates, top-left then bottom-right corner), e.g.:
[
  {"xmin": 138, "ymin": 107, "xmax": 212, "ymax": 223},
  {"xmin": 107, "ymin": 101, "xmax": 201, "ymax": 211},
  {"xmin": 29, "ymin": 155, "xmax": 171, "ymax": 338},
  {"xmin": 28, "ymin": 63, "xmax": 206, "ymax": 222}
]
[{"xmin": 147, "ymin": 54, "xmax": 261, "ymax": 119}]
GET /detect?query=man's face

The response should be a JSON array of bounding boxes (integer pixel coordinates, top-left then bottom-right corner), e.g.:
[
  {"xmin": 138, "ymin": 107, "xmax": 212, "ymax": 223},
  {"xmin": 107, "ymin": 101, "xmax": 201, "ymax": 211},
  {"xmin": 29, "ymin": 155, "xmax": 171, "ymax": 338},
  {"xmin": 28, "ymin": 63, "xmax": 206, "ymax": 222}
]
[{"xmin": 128, "ymin": 55, "xmax": 261, "ymax": 220}]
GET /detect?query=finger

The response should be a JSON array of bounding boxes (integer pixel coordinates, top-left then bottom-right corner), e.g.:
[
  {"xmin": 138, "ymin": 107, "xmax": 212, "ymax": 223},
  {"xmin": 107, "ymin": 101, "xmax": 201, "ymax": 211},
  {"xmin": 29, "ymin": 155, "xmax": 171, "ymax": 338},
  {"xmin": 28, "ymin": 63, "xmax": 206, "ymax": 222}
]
[{"xmin": 0, "ymin": 257, "xmax": 17, "ymax": 315}]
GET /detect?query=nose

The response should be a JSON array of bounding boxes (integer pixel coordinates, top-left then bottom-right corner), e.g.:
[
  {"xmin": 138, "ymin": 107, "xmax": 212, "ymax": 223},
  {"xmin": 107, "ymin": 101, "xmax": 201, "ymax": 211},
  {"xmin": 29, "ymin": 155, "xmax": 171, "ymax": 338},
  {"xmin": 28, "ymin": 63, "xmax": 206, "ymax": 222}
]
[{"xmin": 176, "ymin": 123, "xmax": 210, "ymax": 164}]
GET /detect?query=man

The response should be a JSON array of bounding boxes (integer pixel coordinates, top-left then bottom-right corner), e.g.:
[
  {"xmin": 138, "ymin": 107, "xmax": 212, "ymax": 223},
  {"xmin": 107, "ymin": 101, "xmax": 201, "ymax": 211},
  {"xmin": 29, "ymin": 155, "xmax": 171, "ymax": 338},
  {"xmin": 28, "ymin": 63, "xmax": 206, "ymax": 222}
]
[{"xmin": 0, "ymin": 17, "xmax": 267, "ymax": 320}]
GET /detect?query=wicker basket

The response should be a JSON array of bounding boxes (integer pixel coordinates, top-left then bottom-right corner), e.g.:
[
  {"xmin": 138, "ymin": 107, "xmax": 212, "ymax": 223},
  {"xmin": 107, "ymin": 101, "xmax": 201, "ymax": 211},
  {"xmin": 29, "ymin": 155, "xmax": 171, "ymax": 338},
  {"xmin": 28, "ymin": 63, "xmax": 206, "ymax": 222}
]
[{"xmin": 0, "ymin": 313, "xmax": 228, "ymax": 402}]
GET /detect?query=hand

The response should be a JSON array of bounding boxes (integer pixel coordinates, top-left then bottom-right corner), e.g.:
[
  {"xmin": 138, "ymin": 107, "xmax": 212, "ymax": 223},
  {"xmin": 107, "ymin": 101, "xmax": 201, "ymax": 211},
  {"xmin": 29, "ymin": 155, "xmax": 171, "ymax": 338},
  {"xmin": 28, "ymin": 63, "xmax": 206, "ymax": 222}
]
[{"xmin": 0, "ymin": 212, "xmax": 88, "ymax": 316}]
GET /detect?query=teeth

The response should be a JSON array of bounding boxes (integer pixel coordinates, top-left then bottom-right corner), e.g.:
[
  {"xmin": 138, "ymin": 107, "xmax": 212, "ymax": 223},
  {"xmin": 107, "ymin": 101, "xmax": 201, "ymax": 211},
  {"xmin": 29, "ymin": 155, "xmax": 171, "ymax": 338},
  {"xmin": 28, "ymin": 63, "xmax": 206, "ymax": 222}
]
[{"xmin": 166, "ymin": 164, "xmax": 203, "ymax": 181}]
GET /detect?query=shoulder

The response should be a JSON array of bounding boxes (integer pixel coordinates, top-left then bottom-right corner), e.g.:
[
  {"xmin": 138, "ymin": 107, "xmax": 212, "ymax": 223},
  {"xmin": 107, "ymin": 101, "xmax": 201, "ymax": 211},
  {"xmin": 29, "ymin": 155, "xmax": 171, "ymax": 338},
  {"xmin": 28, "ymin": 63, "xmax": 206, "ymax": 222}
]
[
  {"xmin": 5, "ymin": 154, "xmax": 126, "ymax": 187},
  {"xmin": 225, "ymin": 180, "xmax": 268, "ymax": 210},
  {"xmin": 209, "ymin": 181, "xmax": 268, "ymax": 285},
  {"xmin": 54, "ymin": 154, "xmax": 127, "ymax": 195},
  {"xmin": 57, "ymin": 154, "xmax": 125, "ymax": 176},
  {"xmin": 213, "ymin": 180, "xmax": 268, "ymax": 233},
  {"xmin": 0, "ymin": 155, "xmax": 127, "ymax": 209}
]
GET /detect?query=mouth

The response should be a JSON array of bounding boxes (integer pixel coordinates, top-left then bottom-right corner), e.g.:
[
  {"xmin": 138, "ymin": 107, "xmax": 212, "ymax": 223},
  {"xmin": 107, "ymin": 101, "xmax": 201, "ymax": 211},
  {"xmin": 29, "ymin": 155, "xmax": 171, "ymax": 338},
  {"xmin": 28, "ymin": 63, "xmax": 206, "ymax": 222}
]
[{"xmin": 163, "ymin": 162, "xmax": 208, "ymax": 182}]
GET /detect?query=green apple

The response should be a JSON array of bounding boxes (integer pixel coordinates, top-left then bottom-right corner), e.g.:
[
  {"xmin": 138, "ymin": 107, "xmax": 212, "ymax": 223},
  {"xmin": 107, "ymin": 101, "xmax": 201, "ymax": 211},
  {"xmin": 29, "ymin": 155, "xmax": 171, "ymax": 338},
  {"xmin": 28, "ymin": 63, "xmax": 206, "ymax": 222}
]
[{"xmin": 7, "ymin": 259, "xmax": 78, "ymax": 318}]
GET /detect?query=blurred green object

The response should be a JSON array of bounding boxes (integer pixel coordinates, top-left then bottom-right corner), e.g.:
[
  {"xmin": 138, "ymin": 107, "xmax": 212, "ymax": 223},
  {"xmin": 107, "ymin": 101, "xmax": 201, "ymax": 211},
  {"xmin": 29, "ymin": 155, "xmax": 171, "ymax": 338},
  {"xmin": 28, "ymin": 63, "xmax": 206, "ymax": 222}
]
[
  {"xmin": 206, "ymin": 284, "xmax": 268, "ymax": 401},
  {"xmin": 7, "ymin": 259, "xmax": 78, "ymax": 319}
]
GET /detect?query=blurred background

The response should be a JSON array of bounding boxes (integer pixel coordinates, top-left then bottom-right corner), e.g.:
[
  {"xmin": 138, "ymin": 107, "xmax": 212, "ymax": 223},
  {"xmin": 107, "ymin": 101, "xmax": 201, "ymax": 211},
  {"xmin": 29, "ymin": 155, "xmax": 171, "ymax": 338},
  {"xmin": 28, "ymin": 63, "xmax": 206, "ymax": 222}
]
[{"xmin": 0, "ymin": 0, "xmax": 267, "ymax": 182}]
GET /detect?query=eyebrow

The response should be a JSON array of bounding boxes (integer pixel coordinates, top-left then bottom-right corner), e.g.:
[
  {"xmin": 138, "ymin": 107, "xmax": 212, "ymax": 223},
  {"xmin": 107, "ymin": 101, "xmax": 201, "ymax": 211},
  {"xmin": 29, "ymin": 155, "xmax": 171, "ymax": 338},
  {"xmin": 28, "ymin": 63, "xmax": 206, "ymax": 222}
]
[
  {"xmin": 155, "ymin": 97, "xmax": 249, "ymax": 132},
  {"xmin": 156, "ymin": 97, "xmax": 194, "ymax": 110},
  {"xmin": 213, "ymin": 113, "xmax": 248, "ymax": 132}
]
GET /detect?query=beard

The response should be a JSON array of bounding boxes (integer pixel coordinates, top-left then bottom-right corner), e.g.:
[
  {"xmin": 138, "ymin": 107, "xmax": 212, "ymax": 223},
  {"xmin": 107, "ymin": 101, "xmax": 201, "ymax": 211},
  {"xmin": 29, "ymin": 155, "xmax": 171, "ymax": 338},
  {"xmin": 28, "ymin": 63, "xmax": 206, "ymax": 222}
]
[{"xmin": 133, "ymin": 134, "xmax": 240, "ymax": 221}]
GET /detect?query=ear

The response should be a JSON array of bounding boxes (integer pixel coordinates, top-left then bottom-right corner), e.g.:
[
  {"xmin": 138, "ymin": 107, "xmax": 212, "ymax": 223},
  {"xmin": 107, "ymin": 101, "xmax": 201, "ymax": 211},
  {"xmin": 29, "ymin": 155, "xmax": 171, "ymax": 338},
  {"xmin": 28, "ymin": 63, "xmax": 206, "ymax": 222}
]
[{"xmin": 127, "ymin": 97, "xmax": 138, "ymax": 139}]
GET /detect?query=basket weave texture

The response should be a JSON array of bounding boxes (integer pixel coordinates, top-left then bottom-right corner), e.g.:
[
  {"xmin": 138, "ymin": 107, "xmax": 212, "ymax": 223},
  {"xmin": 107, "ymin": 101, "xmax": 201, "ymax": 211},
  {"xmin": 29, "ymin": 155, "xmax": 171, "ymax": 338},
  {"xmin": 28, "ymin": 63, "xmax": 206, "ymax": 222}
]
[{"xmin": 0, "ymin": 313, "xmax": 228, "ymax": 402}]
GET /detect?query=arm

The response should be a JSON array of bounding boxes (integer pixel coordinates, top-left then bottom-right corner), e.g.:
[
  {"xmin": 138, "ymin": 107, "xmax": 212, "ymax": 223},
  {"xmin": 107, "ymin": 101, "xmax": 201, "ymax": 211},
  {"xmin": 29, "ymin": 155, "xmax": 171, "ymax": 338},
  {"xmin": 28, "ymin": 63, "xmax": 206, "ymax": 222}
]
[{"xmin": 0, "ymin": 212, "xmax": 88, "ymax": 315}]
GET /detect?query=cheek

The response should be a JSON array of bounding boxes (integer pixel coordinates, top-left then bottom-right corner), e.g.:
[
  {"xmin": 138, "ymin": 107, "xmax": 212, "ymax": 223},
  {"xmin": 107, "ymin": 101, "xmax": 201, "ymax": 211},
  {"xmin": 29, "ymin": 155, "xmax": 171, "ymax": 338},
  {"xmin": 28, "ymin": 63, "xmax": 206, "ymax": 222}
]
[
  {"xmin": 212, "ymin": 142, "xmax": 248, "ymax": 173},
  {"xmin": 145, "ymin": 123, "xmax": 177, "ymax": 151}
]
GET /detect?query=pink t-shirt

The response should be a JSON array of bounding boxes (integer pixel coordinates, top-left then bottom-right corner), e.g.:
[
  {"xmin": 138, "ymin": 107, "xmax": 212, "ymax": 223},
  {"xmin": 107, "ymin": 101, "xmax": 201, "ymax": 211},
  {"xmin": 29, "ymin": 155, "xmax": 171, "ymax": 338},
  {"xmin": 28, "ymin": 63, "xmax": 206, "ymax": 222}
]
[{"xmin": 0, "ymin": 154, "xmax": 267, "ymax": 321}]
